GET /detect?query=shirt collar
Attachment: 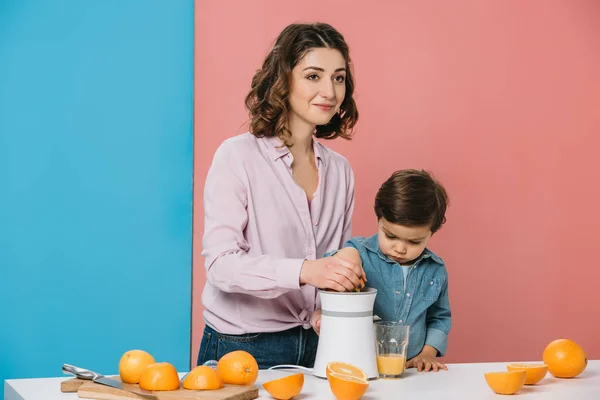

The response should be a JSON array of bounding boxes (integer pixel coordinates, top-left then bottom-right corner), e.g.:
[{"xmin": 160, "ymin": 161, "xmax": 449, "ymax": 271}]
[
  {"xmin": 261, "ymin": 135, "xmax": 324, "ymax": 166},
  {"xmin": 363, "ymin": 233, "xmax": 444, "ymax": 266}
]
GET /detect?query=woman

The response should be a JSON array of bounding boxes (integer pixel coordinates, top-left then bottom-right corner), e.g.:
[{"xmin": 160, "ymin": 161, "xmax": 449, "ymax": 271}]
[{"xmin": 197, "ymin": 22, "xmax": 364, "ymax": 369}]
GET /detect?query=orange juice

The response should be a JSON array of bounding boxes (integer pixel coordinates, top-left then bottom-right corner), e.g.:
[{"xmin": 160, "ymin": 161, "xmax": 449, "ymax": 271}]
[{"xmin": 377, "ymin": 354, "xmax": 406, "ymax": 377}]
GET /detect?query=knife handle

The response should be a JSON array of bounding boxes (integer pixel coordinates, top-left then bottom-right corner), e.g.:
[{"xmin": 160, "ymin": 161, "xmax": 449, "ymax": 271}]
[{"xmin": 62, "ymin": 364, "xmax": 102, "ymax": 380}]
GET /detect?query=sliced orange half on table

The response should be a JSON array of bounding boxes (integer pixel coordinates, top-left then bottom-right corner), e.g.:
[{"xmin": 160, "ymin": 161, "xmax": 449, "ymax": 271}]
[
  {"xmin": 262, "ymin": 372, "xmax": 304, "ymax": 400},
  {"xmin": 506, "ymin": 363, "xmax": 548, "ymax": 385},
  {"xmin": 326, "ymin": 361, "xmax": 369, "ymax": 380},
  {"xmin": 484, "ymin": 370, "xmax": 526, "ymax": 395},
  {"xmin": 327, "ymin": 372, "xmax": 369, "ymax": 400}
]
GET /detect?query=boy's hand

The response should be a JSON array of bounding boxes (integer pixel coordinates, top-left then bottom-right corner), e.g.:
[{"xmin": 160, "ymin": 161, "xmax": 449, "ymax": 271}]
[
  {"xmin": 311, "ymin": 308, "xmax": 322, "ymax": 335},
  {"xmin": 406, "ymin": 345, "xmax": 448, "ymax": 372},
  {"xmin": 334, "ymin": 247, "xmax": 367, "ymax": 289}
]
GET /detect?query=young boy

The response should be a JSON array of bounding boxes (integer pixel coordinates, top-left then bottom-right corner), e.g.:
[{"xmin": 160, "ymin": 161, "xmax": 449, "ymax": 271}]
[{"xmin": 312, "ymin": 169, "xmax": 452, "ymax": 372}]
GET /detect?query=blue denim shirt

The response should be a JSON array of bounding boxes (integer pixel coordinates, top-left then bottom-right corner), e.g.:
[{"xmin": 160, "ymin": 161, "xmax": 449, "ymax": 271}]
[{"xmin": 325, "ymin": 234, "xmax": 452, "ymax": 360}]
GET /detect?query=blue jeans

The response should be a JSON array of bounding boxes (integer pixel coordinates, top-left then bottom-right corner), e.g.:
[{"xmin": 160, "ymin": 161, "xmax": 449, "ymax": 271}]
[{"xmin": 197, "ymin": 324, "xmax": 319, "ymax": 369}]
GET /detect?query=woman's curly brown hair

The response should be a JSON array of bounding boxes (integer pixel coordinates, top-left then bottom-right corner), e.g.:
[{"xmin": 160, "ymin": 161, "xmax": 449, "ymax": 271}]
[{"xmin": 244, "ymin": 22, "xmax": 358, "ymax": 143}]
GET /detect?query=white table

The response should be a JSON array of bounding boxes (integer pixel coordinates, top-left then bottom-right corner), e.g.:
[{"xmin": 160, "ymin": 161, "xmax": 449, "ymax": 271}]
[{"xmin": 5, "ymin": 361, "xmax": 600, "ymax": 400}]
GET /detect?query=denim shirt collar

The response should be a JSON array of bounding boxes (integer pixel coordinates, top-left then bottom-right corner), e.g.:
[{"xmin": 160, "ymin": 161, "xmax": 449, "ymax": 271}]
[{"xmin": 362, "ymin": 233, "xmax": 444, "ymax": 266}]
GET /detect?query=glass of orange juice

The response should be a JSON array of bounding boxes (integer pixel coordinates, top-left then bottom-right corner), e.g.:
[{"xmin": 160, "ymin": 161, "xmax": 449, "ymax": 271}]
[{"xmin": 374, "ymin": 321, "xmax": 410, "ymax": 379}]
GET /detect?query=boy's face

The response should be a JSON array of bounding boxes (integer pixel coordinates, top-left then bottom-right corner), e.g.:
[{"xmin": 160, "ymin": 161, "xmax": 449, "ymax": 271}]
[{"xmin": 377, "ymin": 218, "xmax": 433, "ymax": 266}]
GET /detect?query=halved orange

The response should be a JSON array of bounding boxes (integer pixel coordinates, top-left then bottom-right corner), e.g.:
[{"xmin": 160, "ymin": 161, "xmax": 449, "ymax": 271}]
[
  {"xmin": 183, "ymin": 365, "xmax": 223, "ymax": 390},
  {"xmin": 484, "ymin": 370, "xmax": 526, "ymax": 395},
  {"xmin": 262, "ymin": 372, "xmax": 304, "ymax": 399},
  {"xmin": 326, "ymin": 362, "xmax": 368, "ymax": 380},
  {"xmin": 327, "ymin": 372, "xmax": 369, "ymax": 400},
  {"xmin": 354, "ymin": 277, "xmax": 366, "ymax": 292},
  {"xmin": 506, "ymin": 363, "xmax": 548, "ymax": 385},
  {"xmin": 138, "ymin": 362, "xmax": 181, "ymax": 391}
]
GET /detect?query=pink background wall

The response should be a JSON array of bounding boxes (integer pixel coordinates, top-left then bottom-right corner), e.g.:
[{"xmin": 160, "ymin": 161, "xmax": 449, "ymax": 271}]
[{"xmin": 193, "ymin": 0, "xmax": 600, "ymax": 366}]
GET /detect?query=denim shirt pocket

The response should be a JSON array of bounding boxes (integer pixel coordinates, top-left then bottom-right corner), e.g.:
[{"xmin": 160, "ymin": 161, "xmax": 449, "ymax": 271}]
[{"xmin": 420, "ymin": 277, "xmax": 442, "ymax": 302}]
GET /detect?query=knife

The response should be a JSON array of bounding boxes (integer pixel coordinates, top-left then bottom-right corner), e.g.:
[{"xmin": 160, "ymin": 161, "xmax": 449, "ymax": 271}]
[{"xmin": 62, "ymin": 364, "xmax": 158, "ymax": 399}]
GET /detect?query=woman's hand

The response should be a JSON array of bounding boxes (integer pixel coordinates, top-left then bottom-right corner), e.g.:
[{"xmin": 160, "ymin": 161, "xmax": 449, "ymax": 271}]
[
  {"xmin": 335, "ymin": 247, "xmax": 366, "ymax": 289},
  {"xmin": 300, "ymin": 251, "xmax": 365, "ymax": 292}
]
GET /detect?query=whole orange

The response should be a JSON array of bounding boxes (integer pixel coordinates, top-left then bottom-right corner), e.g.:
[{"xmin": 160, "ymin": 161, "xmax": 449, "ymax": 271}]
[
  {"xmin": 118, "ymin": 349, "xmax": 155, "ymax": 384},
  {"xmin": 138, "ymin": 362, "xmax": 181, "ymax": 391},
  {"xmin": 216, "ymin": 350, "xmax": 259, "ymax": 385},
  {"xmin": 543, "ymin": 339, "xmax": 587, "ymax": 378}
]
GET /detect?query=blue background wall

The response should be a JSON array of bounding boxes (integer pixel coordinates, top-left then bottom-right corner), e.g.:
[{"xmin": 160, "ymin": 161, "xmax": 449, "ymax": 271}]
[{"xmin": 0, "ymin": 1, "xmax": 194, "ymax": 396}]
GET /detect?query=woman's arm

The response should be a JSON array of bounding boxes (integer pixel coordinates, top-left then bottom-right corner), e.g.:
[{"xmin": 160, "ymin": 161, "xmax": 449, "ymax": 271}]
[
  {"xmin": 201, "ymin": 142, "xmax": 304, "ymax": 299},
  {"xmin": 202, "ymin": 142, "xmax": 363, "ymax": 298}
]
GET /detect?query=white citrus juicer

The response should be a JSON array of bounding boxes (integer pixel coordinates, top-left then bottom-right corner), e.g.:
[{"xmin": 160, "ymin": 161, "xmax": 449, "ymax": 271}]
[{"xmin": 312, "ymin": 287, "xmax": 379, "ymax": 379}]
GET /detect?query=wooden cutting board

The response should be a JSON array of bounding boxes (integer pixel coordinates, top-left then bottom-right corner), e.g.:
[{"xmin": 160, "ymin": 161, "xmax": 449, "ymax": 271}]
[{"xmin": 60, "ymin": 377, "xmax": 258, "ymax": 400}]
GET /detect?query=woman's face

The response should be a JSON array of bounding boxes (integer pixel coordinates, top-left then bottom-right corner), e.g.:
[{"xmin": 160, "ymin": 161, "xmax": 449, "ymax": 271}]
[{"xmin": 288, "ymin": 47, "xmax": 347, "ymax": 129}]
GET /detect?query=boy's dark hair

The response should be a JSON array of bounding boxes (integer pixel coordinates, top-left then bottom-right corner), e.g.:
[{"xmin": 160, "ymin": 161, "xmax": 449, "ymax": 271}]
[{"xmin": 374, "ymin": 169, "xmax": 449, "ymax": 233}]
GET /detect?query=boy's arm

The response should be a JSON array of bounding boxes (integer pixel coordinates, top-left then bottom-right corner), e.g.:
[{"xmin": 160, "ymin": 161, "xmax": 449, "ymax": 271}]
[
  {"xmin": 311, "ymin": 307, "xmax": 322, "ymax": 335},
  {"xmin": 323, "ymin": 237, "xmax": 361, "ymax": 258},
  {"xmin": 406, "ymin": 273, "xmax": 451, "ymax": 372},
  {"xmin": 424, "ymin": 273, "xmax": 452, "ymax": 356}
]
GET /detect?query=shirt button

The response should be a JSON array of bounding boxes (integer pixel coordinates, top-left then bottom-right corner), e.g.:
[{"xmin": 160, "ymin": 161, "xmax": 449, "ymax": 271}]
[
  {"xmin": 406, "ymin": 293, "xmax": 411, "ymax": 297},
  {"xmin": 307, "ymin": 248, "xmax": 314, "ymax": 255},
  {"xmin": 430, "ymin": 281, "xmax": 434, "ymax": 285},
  {"xmin": 395, "ymin": 291, "xmax": 401, "ymax": 295}
]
